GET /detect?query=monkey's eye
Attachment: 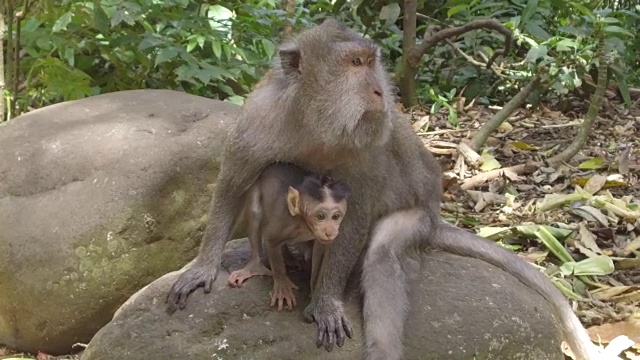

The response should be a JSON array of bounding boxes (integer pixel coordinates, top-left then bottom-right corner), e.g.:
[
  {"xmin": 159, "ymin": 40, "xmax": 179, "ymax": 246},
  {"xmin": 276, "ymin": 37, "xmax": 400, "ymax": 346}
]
[
  {"xmin": 316, "ymin": 213, "xmax": 326, "ymax": 221},
  {"xmin": 367, "ymin": 58, "xmax": 374, "ymax": 67},
  {"xmin": 352, "ymin": 58, "xmax": 362, "ymax": 66},
  {"xmin": 332, "ymin": 214, "xmax": 341, "ymax": 221}
]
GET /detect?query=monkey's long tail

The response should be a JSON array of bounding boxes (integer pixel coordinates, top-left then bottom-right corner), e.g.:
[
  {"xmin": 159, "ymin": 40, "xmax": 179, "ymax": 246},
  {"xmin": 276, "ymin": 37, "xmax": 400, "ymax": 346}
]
[
  {"xmin": 432, "ymin": 222, "xmax": 603, "ymax": 360},
  {"xmin": 361, "ymin": 209, "xmax": 427, "ymax": 360}
]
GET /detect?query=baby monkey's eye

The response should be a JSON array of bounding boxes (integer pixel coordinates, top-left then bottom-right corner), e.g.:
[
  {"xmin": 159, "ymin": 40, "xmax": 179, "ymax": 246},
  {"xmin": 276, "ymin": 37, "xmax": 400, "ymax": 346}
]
[
  {"xmin": 316, "ymin": 213, "xmax": 326, "ymax": 221},
  {"xmin": 332, "ymin": 214, "xmax": 341, "ymax": 221},
  {"xmin": 367, "ymin": 58, "xmax": 374, "ymax": 66},
  {"xmin": 352, "ymin": 58, "xmax": 363, "ymax": 66}
]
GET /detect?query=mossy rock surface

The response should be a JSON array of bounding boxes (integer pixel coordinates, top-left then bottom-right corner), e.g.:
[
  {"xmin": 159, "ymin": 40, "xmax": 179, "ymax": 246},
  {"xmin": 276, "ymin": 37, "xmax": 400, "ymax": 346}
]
[
  {"xmin": 0, "ymin": 89, "xmax": 241, "ymax": 354},
  {"xmin": 82, "ymin": 239, "xmax": 563, "ymax": 360}
]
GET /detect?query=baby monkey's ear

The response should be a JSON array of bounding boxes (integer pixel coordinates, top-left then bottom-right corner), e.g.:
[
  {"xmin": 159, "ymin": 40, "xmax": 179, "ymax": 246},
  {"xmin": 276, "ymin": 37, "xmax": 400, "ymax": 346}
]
[{"xmin": 286, "ymin": 186, "xmax": 301, "ymax": 216}]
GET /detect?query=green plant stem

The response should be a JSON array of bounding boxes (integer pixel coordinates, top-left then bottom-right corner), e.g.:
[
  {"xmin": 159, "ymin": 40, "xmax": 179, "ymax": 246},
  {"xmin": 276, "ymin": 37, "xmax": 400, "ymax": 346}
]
[
  {"xmin": 468, "ymin": 75, "xmax": 542, "ymax": 152},
  {"xmin": 547, "ymin": 35, "xmax": 607, "ymax": 166}
]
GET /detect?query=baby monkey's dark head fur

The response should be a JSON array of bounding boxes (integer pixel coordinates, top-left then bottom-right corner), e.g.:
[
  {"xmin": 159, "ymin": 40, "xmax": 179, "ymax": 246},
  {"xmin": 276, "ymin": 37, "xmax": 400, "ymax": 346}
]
[
  {"xmin": 299, "ymin": 173, "xmax": 351, "ymax": 204},
  {"xmin": 275, "ymin": 18, "xmax": 395, "ymax": 151},
  {"xmin": 288, "ymin": 173, "xmax": 351, "ymax": 244}
]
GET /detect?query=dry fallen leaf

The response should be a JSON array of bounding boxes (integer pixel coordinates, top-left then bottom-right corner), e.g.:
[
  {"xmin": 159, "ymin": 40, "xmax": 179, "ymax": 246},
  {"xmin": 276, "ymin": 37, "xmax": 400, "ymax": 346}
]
[{"xmin": 587, "ymin": 319, "xmax": 640, "ymax": 348}]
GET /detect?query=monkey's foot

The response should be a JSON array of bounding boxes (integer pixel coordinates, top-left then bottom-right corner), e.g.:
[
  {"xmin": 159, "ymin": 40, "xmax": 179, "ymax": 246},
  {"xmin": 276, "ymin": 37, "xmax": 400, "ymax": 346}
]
[
  {"xmin": 166, "ymin": 264, "xmax": 218, "ymax": 313},
  {"xmin": 228, "ymin": 263, "xmax": 272, "ymax": 288},
  {"xmin": 270, "ymin": 277, "xmax": 299, "ymax": 312},
  {"xmin": 303, "ymin": 297, "xmax": 353, "ymax": 352}
]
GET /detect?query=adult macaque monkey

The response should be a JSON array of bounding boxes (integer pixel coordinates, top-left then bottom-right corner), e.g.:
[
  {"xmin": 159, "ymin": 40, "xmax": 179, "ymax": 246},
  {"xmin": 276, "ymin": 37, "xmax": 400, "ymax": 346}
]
[
  {"xmin": 167, "ymin": 18, "xmax": 604, "ymax": 360},
  {"xmin": 227, "ymin": 163, "xmax": 350, "ymax": 311}
]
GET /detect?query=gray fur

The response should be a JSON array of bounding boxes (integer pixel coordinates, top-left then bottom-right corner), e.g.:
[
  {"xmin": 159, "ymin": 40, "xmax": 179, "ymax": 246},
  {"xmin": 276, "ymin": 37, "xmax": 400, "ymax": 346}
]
[{"xmin": 166, "ymin": 18, "xmax": 604, "ymax": 360}]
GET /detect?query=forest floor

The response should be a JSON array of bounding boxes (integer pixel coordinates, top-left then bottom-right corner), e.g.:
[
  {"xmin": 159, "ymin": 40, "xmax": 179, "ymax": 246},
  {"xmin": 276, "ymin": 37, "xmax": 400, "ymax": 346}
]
[
  {"xmin": 417, "ymin": 89, "xmax": 640, "ymax": 359},
  {"xmin": 2, "ymin": 91, "xmax": 640, "ymax": 359}
]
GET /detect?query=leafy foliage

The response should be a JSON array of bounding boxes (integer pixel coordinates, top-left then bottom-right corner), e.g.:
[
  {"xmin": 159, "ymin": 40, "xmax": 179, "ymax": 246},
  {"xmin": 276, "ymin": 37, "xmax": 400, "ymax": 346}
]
[
  {"xmin": 10, "ymin": 0, "xmax": 290, "ymax": 112},
  {"xmin": 1, "ymin": 0, "xmax": 638, "ymax": 119}
]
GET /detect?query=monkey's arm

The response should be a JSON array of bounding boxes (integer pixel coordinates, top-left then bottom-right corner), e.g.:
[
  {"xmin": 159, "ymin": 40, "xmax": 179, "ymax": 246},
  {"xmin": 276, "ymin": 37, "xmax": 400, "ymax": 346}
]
[
  {"xmin": 302, "ymin": 209, "xmax": 369, "ymax": 351},
  {"xmin": 166, "ymin": 147, "xmax": 266, "ymax": 312},
  {"xmin": 266, "ymin": 241, "xmax": 299, "ymax": 311},
  {"xmin": 309, "ymin": 241, "xmax": 325, "ymax": 293}
]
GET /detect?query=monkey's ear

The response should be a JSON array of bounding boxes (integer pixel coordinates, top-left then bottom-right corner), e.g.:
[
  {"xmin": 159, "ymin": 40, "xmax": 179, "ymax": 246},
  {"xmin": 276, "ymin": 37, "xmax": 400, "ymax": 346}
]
[
  {"xmin": 280, "ymin": 47, "xmax": 301, "ymax": 75},
  {"xmin": 287, "ymin": 186, "xmax": 301, "ymax": 216}
]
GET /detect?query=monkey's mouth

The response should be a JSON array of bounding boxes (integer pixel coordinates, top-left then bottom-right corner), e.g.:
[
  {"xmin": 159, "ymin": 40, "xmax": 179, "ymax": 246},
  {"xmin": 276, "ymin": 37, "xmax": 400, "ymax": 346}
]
[
  {"xmin": 317, "ymin": 237, "xmax": 334, "ymax": 245},
  {"xmin": 361, "ymin": 109, "xmax": 385, "ymax": 123}
]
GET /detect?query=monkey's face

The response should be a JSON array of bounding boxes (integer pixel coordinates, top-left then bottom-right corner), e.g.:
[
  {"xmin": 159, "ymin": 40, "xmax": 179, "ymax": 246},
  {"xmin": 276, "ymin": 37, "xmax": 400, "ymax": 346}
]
[
  {"xmin": 305, "ymin": 200, "xmax": 347, "ymax": 244},
  {"xmin": 279, "ymin": 21, "xmax": 395, "ymax": 151}
]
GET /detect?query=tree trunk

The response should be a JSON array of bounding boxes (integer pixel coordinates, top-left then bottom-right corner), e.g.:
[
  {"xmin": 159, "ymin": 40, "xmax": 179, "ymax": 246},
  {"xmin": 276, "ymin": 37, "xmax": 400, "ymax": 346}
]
[{"xmin": 399, "ymin": 0, "xmax": 418, "ymax": 109}]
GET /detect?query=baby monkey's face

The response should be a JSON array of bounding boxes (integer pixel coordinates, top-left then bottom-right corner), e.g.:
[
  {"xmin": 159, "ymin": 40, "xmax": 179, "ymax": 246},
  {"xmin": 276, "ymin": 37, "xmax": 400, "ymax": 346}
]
[{"xmin": 306, "ymin": 199, "xmax": 347, "ymax": 244}]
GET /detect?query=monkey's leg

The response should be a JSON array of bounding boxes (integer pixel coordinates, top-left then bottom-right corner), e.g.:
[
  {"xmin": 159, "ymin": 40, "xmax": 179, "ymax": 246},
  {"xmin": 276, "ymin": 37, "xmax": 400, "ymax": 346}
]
[
  {"xmin": 433, "ymin": 222, "xmax": 605, "ymax": 360},
  {"xmin": 361, "ymin": 209, "xmax": 429, "ymax": 360},
  {"xmin": 228, "ymin": 188, "xmax": 272, "ymax": 287},
  {"xmin": 265, "ymin": 242, "xmax": 299, "ymax": 312},
  {"xmin": 228, "ymin": 260, "xmax": 273, "ymax": 287},
  {"xmin": 166, "ymin": 153, "xmax": 263, "ymax": 312},
  {"xmin": 303, "ymin": 207, "xmax": 370, "ymax": 351},
  {"xmin": 309, "ymin": 241, "xmax": 325, "ymax": 294}
]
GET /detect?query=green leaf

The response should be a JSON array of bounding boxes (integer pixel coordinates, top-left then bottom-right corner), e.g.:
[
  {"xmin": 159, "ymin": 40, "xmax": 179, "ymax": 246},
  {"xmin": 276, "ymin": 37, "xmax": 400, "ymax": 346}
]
[
  {"xmin": 447, "ymin": 4, "xmax": 468, "ymax": 18},
  {"xmin": 477, "ymin": 226, "xmax": 511, "ymax": 239},
  {"xmin": 555, "ymin": 38, "xmax": 579, "ymax": 51},
  {"xmin": 224, "ymin": 95, "xmax": 245, "ymax": 105},
  {"xmin": 195, "ymin": 69, "xmax": 213, "ymax": 84},
  {"xmin": 516, "ymin": 225, "xmax": 573, "ymax": 240},
  {"xmin": 64, "ymin": 47, "xmax": 74, "ymax": 67},
  {"xmin": 603, "ymin": 25, "xmax": 634, "ymax": 37},
  {"xmin": 379, "ymin": 3, "xmax": 401, "ymax": 24},
  {"xmin": 93, "ymin": 3, "xmax": 110, "ymax": 33},
  {"xmin": 520, "ymin": 0, "xmax": 539, "ymax": 26},
  {"xmin": 52, "ymin": 12, "xmax": 73, "ymax": 33},
  {"xmin": 534, "ymin": 227, "xmax": 575, "ymax": 264},
  {"xmin": 569, "ymin": 2, "xmax": 596, "ymax": 22},
  {"xmin": 558, "ymin": 26, "xmax": 590, "ymax": 37},
  {"xmin": 524, "ymin": 21, "xmax": 551, "ymax": 40},
  {"xmin": 578, "ymin": 157, "xmax": 606, "ymax": 169},
  {"xmin": 139, "ymin": 36, "xmax": 164, "ymax": 51},
  {"xmin": 601, "ymin": 17, "xmax": 620, "ymax": 23},
  {"xmin": 446, "ymin": 105, "xmax": 458, "ymax": 128},
  {"xmin": 155, "ymin": 47, "xmax": 180, "ymax": 67},
  {"xmin": 524, "ymin": 44, "xmax": 548, "ymax": 63},
  {"xmin": 612, "ymin": 66, "xmax": 632, "ymax": 108},
  {"xmin": 261, "ymin": 39, "xmax": 276, "ymax": 59},
  {"xmin": 212, "ymin": 40, "xmax": 223, "ymax": 59},
  {"xmin": 559, "ymin": 256, "xmax": 615, "ymax": 276},
  {"xmin": 480, "ymin": 149, "xmax": 501, "ymax": 171},
  {"xmin": 187, "ymin": 41, "xmax": 197, "ymax": 53}
]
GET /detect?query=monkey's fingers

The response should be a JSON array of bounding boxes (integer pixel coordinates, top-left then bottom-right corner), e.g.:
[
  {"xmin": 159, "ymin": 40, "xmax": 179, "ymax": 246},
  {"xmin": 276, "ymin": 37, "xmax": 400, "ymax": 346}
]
[
  {"xmin": 342, "ymin": 316, "xmax": 353, "ymax": 341},
  {"xmin": 323, "ymin": 317, "xmax": 337, "ymax": 352},
  {"xmin": 285, "ymin": 292, "xmax": 297, "ymax": 310},
  {"xmin": 203, "ymin": 277, "xmax": 213, "ymax": 293},
  {"xmin": 315, "ymin": 321, "xmax": 328, "ymax": 348}
]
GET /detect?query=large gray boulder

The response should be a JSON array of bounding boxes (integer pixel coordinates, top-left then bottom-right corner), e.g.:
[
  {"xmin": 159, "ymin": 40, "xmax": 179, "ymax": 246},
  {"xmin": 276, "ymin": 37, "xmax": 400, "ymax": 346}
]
[
  {"xmin": 82, "ymin": 239, "xmax": 563, "ymax": 360},
  {"xmin": 0, "ymin": 90, "xmax": 240, "ymax": 354}
]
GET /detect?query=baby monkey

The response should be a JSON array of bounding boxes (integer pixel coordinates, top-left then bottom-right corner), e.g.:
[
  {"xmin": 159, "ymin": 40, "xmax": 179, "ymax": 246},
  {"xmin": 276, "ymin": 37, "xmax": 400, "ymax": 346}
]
[{"xmin": 228, "ymin": 163, "xmax": 350, "ymax": 311}]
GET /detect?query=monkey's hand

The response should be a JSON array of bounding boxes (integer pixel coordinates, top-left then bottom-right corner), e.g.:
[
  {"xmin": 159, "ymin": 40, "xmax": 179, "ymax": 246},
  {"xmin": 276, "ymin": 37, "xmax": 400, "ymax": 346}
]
[
  {"xmin": 303, "ymin": 296, "xmax": 353, "ymax": 351},
  {"xmin": 166, "ymin": 264, "xmax": 218, "ymax": 313},
  {"xmin": 271, "ymin": 277, "xmax": 299, "ymax": 311}
]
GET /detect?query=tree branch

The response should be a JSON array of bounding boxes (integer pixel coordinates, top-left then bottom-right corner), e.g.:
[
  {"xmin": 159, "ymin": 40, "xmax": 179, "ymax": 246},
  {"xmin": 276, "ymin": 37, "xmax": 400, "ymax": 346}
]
[{"xmin": 408, "ymin": 18, "xmax": 512, "ymax": 68}]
